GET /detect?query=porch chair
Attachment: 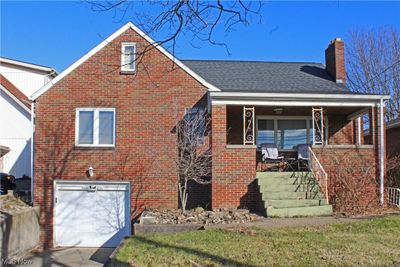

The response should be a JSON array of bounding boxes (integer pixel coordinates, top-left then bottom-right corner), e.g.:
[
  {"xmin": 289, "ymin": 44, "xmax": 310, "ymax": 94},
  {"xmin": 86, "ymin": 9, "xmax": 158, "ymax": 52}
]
[
  {"xmin": 296, "ymin": 144, "xmax": 310, "ymax": 171},
  {"xmin": 260, "ymin": 143, "xmax": 284, "ymax": 171}
]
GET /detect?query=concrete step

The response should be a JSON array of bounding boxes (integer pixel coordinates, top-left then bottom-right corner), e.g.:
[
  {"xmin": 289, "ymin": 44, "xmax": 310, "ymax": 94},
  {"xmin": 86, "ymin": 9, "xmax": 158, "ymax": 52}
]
[
  {"xmin": 262, "ymin": 191, "xmax": 307, "ymax": 200},
  {"xmin": 256, "ymin": 172, "xmax": 296, "ymax": 180},
  {"xmin": 257, "ymin": 178, "xmax": 317, "ymax": 185},
  {"xmin": 265, "ymin": 199, "xmax": 328, "ymax": 208},
  {"xmin": 257, "ymin": 172, "xmax": 313, "ymax": 179},
  {"xmin": 259, "ymin": 183, "xmax": 299, "ymax": 192},
  {"xmin": 257, "ymin": 175, "xmax": 316, "ymax": 186},
  {"xmin": 266, "ymin": 205, "xmax": 333, "ymax": 218},
  {"xmin": 259, "ymin": 183, "xmax": 320, "ymax": 192}
]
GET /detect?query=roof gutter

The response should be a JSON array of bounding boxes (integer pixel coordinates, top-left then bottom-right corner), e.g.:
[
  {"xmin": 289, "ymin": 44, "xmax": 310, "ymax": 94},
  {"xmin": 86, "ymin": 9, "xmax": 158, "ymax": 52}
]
[
  {"xmin": 0, "ymin": 57, "xmax": 57, "ymax": 74},
  {"xmin": 210, "ymin": 91, "xmax": 390, "ymax": 100}
]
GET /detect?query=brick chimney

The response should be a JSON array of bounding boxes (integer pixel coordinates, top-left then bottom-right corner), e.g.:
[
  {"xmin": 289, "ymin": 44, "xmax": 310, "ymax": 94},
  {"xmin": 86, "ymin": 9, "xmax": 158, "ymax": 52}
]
[{"xmin": 325, "ymin": 38, "xmax": 346, "ymax": 84}]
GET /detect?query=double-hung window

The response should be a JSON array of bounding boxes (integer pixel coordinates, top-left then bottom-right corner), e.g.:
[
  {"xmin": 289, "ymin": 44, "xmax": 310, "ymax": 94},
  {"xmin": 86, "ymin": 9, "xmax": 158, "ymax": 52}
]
[
  {"xmin": 121, "ymin": 42, "xmax": 136, "ymax": 72},
  {"xmin": 76, "ymin": 108, "xmax": 116, "ymax": 147}
]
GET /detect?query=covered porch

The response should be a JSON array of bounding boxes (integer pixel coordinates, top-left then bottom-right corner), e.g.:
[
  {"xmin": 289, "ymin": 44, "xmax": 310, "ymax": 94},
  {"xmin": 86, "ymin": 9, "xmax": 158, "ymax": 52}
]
[
  {"xmin": 210, "ymin": 92, "xmax": 389, "ymax": 214},
  {"xmin": 225, "ymin": 105, "xmax": 374, "ymax": 171}
]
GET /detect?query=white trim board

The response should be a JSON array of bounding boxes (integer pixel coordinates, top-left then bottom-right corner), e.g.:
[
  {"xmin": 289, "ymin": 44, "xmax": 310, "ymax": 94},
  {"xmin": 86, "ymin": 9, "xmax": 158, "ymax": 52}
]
[
  {"xmin": 31, "ymin": 22, "xmax": 220, "ymax": 100},
  {"xmin": 212, "ymin": 100, "xmax": 378, "ymax": 107},
  {"xmin": 210, "ymin": 92, "xmax": 390, "ymax": 100},
  {"xmin": 0, "ymin": 57, "xmax": 57, "ymax": 75},
  {"xmin": 0, "ymin": 85, "xmax": 31, "ymax": 113},
  {"xmin": 75, "ymin": 107, "xmax": 116, "ymax": 147}
]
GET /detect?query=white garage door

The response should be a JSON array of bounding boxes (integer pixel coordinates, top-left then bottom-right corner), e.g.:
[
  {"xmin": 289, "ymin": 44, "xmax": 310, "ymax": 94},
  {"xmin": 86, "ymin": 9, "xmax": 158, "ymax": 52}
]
[{"xmin": 55, "ymin": 181, "xmax": 131, "ymax": 247}]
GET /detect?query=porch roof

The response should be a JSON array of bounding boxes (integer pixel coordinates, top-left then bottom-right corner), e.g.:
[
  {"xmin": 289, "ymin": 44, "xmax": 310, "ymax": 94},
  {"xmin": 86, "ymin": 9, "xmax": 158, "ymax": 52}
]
[{"xmin": 209, "ymin": 91, "xmax": 390, "ymax": 107}]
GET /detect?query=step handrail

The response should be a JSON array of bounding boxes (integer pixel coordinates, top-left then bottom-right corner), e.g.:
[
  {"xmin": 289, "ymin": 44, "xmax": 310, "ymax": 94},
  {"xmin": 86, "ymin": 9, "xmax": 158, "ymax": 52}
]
[
  {"xmin": 308, "ymin": 147, "xmax": 329, "ymax": 204},
  {"xmin": 387, "ymin": 187, "xmax": 400, "ymax": 208}
]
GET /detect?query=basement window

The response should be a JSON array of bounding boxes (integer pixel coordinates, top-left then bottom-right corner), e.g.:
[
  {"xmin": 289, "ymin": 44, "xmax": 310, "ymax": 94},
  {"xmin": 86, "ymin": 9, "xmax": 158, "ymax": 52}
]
[
  {"xmin": 75, "ymin": 108, "xmax": 116, "ymax": 147},
  {"xmin": 121, "ymin": 42, "xmax": 136, "ymax": 72}
]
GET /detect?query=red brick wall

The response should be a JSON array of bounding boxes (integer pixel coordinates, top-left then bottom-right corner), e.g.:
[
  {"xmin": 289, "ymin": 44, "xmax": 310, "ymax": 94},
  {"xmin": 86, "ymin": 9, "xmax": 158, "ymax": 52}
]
[
  {"xmin": 327, "ymin": 115, "xmax": 355, "ymax": 145},
  {"xmin": 386, "ymin": 127, "xmax": 400, "ymax": 157},
  {"xmin": 211, "ymin": 105, "xmax": 261, "ymax": 212},
  {"xmin": 33, "ymin": 27, "xmax": 209, "ymax": 247}
]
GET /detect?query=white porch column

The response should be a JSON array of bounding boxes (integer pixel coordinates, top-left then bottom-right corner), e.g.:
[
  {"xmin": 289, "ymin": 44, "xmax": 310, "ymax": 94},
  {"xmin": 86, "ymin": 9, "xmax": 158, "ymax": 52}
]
[
  {"xmin": 357, "ymin": 116, "xmax": 362, "ymax": 145},
  {"xmin": 312, "ymin": 107, "xmax": 324, "ymax": 145},
  {"xmin": 243, "ymin": 106, "xmax": 255, "ymax": 145},
  {"xmin": 379, "ymin": 98, "xmax": 385, "ymax": 205}
]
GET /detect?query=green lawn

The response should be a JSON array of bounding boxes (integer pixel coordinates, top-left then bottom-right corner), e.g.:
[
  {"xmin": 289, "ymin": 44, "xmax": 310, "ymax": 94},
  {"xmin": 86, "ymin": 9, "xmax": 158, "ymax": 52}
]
[{"xmin": 112, "ymin": 216, "xmax": 400, "ymax": 267}]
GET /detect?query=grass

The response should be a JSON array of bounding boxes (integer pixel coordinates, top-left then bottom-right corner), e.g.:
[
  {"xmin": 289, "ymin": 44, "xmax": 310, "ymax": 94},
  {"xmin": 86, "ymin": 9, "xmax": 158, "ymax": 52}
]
[{"xmin": 112, "ymin": 216, "xmax": 400, "ymax": 266}]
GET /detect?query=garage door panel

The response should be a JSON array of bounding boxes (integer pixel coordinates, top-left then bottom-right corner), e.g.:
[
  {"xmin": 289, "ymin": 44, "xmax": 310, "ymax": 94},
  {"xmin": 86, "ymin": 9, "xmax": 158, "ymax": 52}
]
[
  {"xmin": 96, "ymin": 190, "xmax": 130, "ymax": 247},
  {"xmin": 56, "ymin": 190, "xmax": 97, "ymax": 247},
  {"xmin": 55, "ymin": 181, "xmax": 130, "ymax": 247}
]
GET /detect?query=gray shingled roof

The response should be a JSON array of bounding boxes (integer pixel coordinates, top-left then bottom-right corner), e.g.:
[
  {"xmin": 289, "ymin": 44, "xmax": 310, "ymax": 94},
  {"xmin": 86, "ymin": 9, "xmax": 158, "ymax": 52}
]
[{"xmin": 181, "ymin": 60, "xmax": 351, "ymax": 94}]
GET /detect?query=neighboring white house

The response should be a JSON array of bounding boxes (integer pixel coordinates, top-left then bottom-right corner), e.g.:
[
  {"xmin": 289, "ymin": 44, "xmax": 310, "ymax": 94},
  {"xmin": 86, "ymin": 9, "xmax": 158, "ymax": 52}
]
[{"xmin": 0, "ymin": 57, "xmax": 57, "ymax": 177}]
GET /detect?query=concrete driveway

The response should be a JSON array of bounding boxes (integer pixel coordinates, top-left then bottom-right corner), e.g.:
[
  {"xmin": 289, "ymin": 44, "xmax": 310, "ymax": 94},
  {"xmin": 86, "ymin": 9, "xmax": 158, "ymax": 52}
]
[{"xmin": 8, "ymin": 248, "xmax": 114, "ymax": 267}]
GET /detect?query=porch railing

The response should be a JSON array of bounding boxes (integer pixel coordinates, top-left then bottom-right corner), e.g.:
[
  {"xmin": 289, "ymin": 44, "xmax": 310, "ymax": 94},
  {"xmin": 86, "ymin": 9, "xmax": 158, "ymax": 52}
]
[
  {"xmin": 308, "ymin": 147, "xmax": 329, "ymax": 204},
  {"xmin": 387, "ymin": 187, "xmax": 400, "ymax": 208}
]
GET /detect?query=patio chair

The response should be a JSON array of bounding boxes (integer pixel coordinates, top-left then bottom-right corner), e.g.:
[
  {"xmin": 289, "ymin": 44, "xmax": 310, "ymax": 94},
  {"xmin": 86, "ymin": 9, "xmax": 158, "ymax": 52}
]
[
  {"xmin": 261, "ymin": 143, "xmax": 284, "ymax": 162},
  {"xmin": 296, "ymin": 144, "xmax": 310, "ymax": 171}
]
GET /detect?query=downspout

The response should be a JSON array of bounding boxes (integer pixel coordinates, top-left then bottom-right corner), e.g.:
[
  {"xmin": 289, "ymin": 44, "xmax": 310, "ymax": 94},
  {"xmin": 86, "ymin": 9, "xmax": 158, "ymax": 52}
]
[
  {"xmin": 379, "ymin": 98, "xmax": 385, "ymax": 205},
  {"xmin": 30, "ymin": 101, "xmax": 35, "ymax": 204},
  {"xmin": 357, "ymin": 117, "xmax": 361, "ymax": 145}
]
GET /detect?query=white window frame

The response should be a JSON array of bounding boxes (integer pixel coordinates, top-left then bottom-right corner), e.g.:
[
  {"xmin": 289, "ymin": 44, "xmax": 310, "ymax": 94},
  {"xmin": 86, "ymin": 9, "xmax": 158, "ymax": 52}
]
[
  {"xmin": 121, "ymin": 42, "xmax": 136, "ymax": 72},
  {"xmin": 75, "ymin": 108, "xmax": 116, "ymax": 147},
  {"xmin": 256, "ymin": 115, "xmax": 313, "ymax": 151}
]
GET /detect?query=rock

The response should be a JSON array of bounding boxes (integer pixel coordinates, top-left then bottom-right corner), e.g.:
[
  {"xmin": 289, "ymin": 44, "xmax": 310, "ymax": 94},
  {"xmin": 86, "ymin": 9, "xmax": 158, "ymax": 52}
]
[
  {"xmin": 195, "ymin": 207, "xmax": 204, "ymax": 213},
  {"xmin": 140, "ymin": 216, "xmax": 156, "ymax": 225},
  {"xmin": 142, "ymin": 207, "xmax": 263, "ymax": 226}
]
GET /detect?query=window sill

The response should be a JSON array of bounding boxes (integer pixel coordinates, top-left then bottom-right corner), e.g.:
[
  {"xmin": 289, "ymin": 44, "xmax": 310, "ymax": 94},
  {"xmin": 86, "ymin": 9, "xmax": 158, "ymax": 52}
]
[
  {"xmin": 120, "ymin": 70, "xmax": 136, "ymax": 75},
  {"xmin": 74, "ymin": 145, "xmax": 116, "ymax": 151},
  {"xmin": 312, "ymin": 144, "xmax": 374, "ymax": 149},
  {"xmin": 226, "ymin": 145, "xmax": 257, "ymax": 149}
]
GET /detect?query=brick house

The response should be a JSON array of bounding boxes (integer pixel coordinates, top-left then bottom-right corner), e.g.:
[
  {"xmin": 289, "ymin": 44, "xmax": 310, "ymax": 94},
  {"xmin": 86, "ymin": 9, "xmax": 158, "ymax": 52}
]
[{"xmin": 31, "ymin": 22, "xmax": 389, "ymax": 248}]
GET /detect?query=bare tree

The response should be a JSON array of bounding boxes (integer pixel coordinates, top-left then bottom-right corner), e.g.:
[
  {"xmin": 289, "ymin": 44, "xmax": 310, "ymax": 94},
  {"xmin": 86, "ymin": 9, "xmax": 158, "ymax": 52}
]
[
  {"xmin": 175, "ymin": 108, "xmax": 211, "ymax": 212},
  {"xmin": 346, "ymin": 27, "xmax": 400, "ymax": 121},
  {"xmin": 84, "ymin": 1, "xmax": 263, "ymax": 69},
  {"xmin": 317, "ymin": 149, "xmax": 380, "ymax": 214},
  {"xmin": 106, "ymin": 150, "xmax": 159, "ymax": 220}
]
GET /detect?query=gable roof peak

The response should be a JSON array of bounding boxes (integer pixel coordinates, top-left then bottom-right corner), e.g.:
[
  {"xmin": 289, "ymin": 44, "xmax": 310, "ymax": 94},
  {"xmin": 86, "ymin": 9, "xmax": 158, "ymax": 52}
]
[{"xmin": 30, "ymin": 21, "xmax": 220, "ymax": 100}]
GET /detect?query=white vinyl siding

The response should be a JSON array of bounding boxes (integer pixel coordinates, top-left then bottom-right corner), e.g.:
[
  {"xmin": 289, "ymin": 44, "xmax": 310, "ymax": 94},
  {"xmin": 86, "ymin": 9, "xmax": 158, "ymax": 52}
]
[
  {"xmin": 75, "ymin": 108, "xmax": 116, "ymax": 147},
  {"xmin": 121, "ymin": 43, "xmax": 136, "ymax": 72}
]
